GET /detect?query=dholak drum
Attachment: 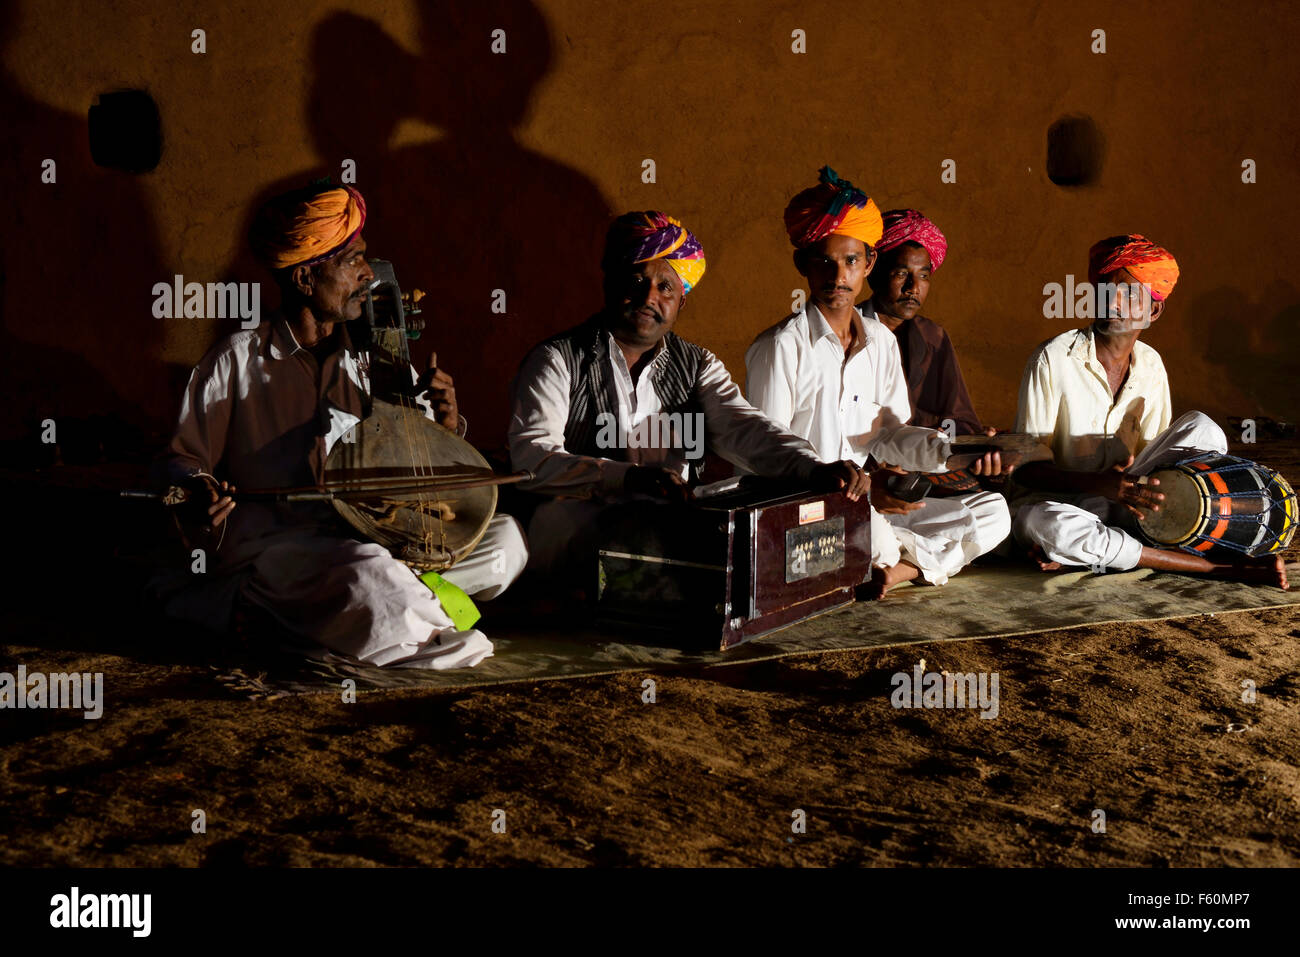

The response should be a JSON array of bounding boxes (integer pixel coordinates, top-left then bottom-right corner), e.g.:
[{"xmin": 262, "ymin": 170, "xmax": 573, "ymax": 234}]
[{"xmin": 1138, "ymin": 453, "xmax": 1297, "ymax": 560}]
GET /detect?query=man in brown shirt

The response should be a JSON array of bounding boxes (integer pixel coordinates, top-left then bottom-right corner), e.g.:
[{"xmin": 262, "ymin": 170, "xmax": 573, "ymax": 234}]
[{"xmin": 866, "ymin": 208, "xmax": 982, "ymax": 436}]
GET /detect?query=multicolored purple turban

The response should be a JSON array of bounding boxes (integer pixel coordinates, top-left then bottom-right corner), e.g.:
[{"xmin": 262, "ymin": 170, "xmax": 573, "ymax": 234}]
[
  {"xmin": 1087, "ymin": 234, "xmax": 1180, "ymax": 301},
  {"xmin": 783, "ymin": 166, "xmax": 883, "ymax": 249},
  {"xmin": 877, "ymin": 209, "xmax": 948, "ymax": 271},
  {"xmin": 601, "ymin": 211, "xmax": 707, "ymax": 294}
]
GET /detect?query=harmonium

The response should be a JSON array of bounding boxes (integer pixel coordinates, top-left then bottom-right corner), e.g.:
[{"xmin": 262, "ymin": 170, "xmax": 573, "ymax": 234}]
[{"xmin": 595, "ymin": 477, "xmax": 873, "ymax": 649}]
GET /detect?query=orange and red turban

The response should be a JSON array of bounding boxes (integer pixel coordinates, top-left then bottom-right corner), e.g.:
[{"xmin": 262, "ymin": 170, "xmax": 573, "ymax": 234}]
[
  {"xmin": 877, "ymin": 209, "xmax": 948, "ymax": 271},
  {"xmin": 1087, "ymin": 234, "xmax": 1179, "ymax": 301},
  {"xmin": 250, "ymin": 185, "xmax": 367, "ymax": 271},
  {"xmin": 784, "ymin": 166, "xmax": 883, "ymax": 249},
  {"xmin": 601, "ymin": 211, "xmax": 707, "ymax": 294}
]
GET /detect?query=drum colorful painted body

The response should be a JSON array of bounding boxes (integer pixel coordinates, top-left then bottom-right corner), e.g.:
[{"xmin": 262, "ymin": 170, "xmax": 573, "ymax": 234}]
[{"xmin": 1138, "ymin": 453, "xmax": 1297, "ymax": 560}]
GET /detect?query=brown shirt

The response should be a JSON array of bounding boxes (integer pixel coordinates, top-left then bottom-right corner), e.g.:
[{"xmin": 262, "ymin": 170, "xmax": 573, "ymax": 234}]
[{"xmin": 890, "ymin": 314, "xmax": 982, "ymax": 436}]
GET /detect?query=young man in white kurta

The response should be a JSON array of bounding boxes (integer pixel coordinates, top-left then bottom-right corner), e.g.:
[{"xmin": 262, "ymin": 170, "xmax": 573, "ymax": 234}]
[{"xmin": 746, "ymin": 300, "xmax": 1010, "ymax": 586}]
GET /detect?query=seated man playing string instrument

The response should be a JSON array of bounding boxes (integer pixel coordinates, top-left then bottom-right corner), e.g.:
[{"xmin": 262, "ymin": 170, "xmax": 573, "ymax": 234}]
[
  {"xmin": 1010, "ymin": 233, "xmax": 1288, "ymax": 588},
  {"xmin": 153, "ymin": 183, "xmax": 529, "ymax": 668},
  {"xmin": 508, "ymin": 210, "xmax": 868, "ymax": 581},
  {"xmin": 745, "ymin": 168, "xmax": 1011, "ymax": 599}
]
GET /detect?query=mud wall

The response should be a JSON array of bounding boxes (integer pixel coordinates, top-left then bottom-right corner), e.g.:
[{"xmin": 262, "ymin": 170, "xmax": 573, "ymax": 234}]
[{"xmin": 4, "ymin": 0, "xmax": 1297, "ymax": 451}]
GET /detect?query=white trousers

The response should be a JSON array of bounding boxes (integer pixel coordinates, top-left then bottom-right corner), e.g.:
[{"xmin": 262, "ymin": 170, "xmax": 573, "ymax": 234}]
[
  {"xmin": 160, "ymin": 513, "xmax": 528, "ymax": 670},
  {"xmin": 440, "ymin": 514, "xmax": 530, "ymax": 600},
  {"xmin": 1011, "ymin": 411, "xmax": 1228, "ymax": 570},
  {"xmin": 872, "ymin": 490, "xmax": 1011, "ymax": 585}
]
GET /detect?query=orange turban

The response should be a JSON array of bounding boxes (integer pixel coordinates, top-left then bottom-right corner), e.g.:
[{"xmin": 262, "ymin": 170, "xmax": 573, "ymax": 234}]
[
  {"xmin": 784, "ymin": 166, "xmax": 883, "ymax": 249},
  {"xmin": 1087, "ymin": 234, "xmax": 1179, "ymax": 301},
  {"xmin": 250, "ymin": 185, "xmax": 367, "ymax": 270}
]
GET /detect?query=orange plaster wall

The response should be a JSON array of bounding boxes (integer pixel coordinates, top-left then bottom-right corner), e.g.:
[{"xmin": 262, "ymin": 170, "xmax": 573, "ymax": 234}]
[{"xmin": 3, "ymin": 0, "xmax": 1298, "ymax": 450}]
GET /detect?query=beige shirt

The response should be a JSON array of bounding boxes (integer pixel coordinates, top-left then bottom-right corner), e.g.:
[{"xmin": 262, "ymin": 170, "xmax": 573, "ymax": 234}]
[{"xmin": 1014, "ymin": 326, "xmax": 1172, "ymax": 473}]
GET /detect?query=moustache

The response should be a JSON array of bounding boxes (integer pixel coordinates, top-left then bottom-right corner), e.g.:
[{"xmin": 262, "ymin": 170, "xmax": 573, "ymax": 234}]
[{"xmin": 353, "ymin": 279, "xmax": 381, "ymax": 300}]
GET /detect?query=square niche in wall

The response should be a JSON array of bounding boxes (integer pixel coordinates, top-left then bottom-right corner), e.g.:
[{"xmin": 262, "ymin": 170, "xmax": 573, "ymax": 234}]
[{"xmin": 88, "ymin": 90, "xmax": 162, "ymax": 173}]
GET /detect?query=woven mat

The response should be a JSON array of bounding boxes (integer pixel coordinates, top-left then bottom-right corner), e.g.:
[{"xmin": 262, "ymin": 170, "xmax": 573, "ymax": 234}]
[{"xmin": 216, "ymin": 561, "xmax": 1300, "ymax": 697}]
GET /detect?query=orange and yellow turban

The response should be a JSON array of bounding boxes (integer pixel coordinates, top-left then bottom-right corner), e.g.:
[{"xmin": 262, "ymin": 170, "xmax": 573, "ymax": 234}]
[
  {"xmin": 784, "ymin": 166, "xmax": 883, "ymax": 250},
  {"xmin": 1087, "ymin": 233, "xmax": 1179, "ymax": 301},
  {"xmin": 250, "ymin": 185, "xmax": 367, "ymax": 271},
  {"xmin": 601, "ymin": 211, "xmax": 707, "ymax": 294}
]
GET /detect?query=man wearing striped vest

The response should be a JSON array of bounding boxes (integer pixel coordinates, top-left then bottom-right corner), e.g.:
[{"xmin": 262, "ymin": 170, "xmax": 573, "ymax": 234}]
[{"xmin": 509, "ymin": 210, "xmax": 868, "ymax": 579}]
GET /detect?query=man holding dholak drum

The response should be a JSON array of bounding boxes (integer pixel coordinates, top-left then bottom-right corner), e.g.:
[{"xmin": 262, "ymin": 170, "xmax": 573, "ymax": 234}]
[
  {"xmin": 746, "ymin": 168, "xmax": 1011, "ymax": 600},
  {"xmin": 1010, "ymin": 234, "xmax": 1290, "ymax": 589}
]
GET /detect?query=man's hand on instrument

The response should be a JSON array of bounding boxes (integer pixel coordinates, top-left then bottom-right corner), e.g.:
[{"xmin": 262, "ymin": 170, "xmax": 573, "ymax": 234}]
[
  {"xmin": 417, "ymin": 351, "xmax": 459, "ymax": 433},
  {"xmin": 1100, "ymin": 454, "xmax": 1163, "ymax": 519},
  {"xmin": 970, "ymin": 428, "xmax": 1010, "ymax": 476},
  {"xmin": 182, "ymin": 474, "xmax": 237, "ymax": 530},
  {"xmin": 624, "ymin": 465, "xmax": 691, "ymax": 503},
  {"xmin": 809, "ymin": 460, "xmax": 870, "ymax": 502},
  {"xmin": 867, "ymin": 464, "xmax": 926, "ymax": 514}
]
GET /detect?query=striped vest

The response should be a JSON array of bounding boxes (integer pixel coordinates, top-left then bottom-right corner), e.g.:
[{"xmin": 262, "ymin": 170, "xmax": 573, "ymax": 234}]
[{"xmin": 544, "ymin": 318, "xmax": 706, "ymax": 463}]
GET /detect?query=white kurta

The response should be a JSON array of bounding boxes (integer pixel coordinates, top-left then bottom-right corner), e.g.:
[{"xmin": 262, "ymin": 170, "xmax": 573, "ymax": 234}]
[
  {"xmin": 508, "ymin": 327, "xmax": 825, "ymax": 572},
  {"xmin": 745, "ymin": 302, "xmax": 1010, "ymax": 585},
  {"xmin": 155, "ymin": 316, "xmax": 527, "ymax": 669},
  {"xmin": 1010, "ymin": 327, "xmax": 1223, "ymax": 569}
]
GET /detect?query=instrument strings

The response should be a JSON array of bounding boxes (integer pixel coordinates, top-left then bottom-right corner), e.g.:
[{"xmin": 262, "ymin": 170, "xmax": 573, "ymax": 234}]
[
  {"xmin": 346, "ymin": 285, "xmax": 454, "ymax": 569},
  {"xmin": 396, "ymin": 337, "xmax": 446, "ymax": 565}
]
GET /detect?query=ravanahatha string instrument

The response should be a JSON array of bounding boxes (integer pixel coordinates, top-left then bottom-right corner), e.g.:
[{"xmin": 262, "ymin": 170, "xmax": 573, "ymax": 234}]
[
  {"xmin": 319, "ymin": 258, "xmax": 523, "ymax": 571},
  {"xmin": 127, "ymin": 260, "xmax": 531, "ymax": 571}
]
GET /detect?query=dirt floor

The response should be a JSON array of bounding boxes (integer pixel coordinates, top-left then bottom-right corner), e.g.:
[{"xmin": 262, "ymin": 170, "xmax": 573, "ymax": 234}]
[{"xmin": 2, "ymin": 439, "xmax": 1298, "ymax": 867}]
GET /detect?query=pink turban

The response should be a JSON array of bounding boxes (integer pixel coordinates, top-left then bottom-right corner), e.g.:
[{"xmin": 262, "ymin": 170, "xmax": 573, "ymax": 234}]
[{"xmin": 876, "ymin": 209, "xmax": 948, "ymax": 271}]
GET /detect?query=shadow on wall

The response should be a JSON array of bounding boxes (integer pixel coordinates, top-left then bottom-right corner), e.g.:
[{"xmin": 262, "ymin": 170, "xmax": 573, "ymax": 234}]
[
  {"xmin": 226, "ymin": 1, "xmax": 613, "ymax": 453},
  {"xmin": 1185, "ymin": 282, "xmax": 1300, "ymax": 425},
  {"xmin": 0, "ymin": 0, "xmax": 171, "ymax": 462}
]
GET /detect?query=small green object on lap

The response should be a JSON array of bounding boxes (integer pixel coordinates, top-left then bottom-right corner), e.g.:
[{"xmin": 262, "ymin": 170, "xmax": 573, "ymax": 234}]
[{"xmin": 418, "ymin": 571, "xmax": 482, "ymax": 631}]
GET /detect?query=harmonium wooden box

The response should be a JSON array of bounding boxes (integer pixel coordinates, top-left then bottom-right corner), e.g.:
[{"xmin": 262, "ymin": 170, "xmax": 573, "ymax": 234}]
[{"xmin": 595, "ymin": 478, "xmax": 873, "ymax": 649}]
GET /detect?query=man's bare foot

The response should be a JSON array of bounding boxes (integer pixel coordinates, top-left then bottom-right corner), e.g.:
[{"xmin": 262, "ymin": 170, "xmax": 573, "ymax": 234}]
[
  {"xmin": 1138, "ymin": 547, "xmax": 1289, "ymax": 589},
  {"xmin": 1027, "ymin": 544, "xmax": 1061, "ymax": 572},
  {"xmin": 857, "ymin": 562, "xmax": 922, "ymax": 601},
  {"xmin": 1216, "ymin": 555, "xmax": 1289, "ymax": 590}
]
